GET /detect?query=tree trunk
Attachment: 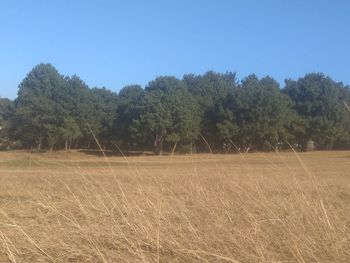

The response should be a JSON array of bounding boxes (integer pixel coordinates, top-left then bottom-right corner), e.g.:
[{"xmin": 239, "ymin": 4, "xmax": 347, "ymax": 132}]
[
  {"xmin": 49, "ymin": 142, "xmax": 54, "ymax": 152},
  {"xmin": 65, "ymin": 140, "xmax": 68, "ymax": 151},
  {"xmin": 36, "ymin": 136, "xmax": 43, "ymax": 151},
  {"xmin": 326, "ymin": 141, "xmax": 334, "ymax": 150},
  {"xmin": 171, "ymin": 141, "xmax": 178, "ymax": 155},
  {"xmin": 245, "ymin": 142, "xmax": 252, "ymax": 153},
  {"xmin": 154, "ymin": 135, "xmax": 163, "ymax": 155}
]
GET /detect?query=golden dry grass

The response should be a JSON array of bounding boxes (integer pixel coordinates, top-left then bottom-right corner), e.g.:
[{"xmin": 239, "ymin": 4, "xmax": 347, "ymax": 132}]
[{"xmin": 0, "ymin": 150, "xmax": 349, "ymax": 262}]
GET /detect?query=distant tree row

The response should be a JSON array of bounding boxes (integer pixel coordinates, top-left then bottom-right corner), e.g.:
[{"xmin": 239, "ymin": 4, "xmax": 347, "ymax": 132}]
[{"xmin": 0, "ymin": 63, "xmax": 349, "ymax": 153}]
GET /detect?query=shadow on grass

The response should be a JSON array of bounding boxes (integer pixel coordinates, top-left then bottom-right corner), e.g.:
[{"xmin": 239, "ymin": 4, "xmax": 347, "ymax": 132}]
[{"xmin": 78, "ymin": 149, "xmax": 157, "ymax": 157}]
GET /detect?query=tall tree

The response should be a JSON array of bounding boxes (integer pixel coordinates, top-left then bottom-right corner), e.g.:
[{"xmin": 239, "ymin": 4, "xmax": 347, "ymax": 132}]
[
  {"xmin": 132, "ymin": 77, "xmax": 200, "ymax": 154},
  {"xmin": 89, "ymin": 87, "xmax": 118, "ymax": 142},
  {"xmin": 4, "ymin": 62, "xmax": 350, "ymax": 152},
  {"xmin": 284, "ymin": 73, "xmax": 350, "ymax": 149},
  {"xmin": 0, "ymin": 98, "xmax": 11, "ymax": 130},
  {"xmin": 9, "ymin": 64, "xmax": 65, "ymax": 150},
  {"xmin": 56, "ymin": 75, "xmax": 88, "ymax": 148},
  {"xmin": 114, "ymin": 85, "xmax": 144, "ymax": 148},
  {"xmin": 183, "ymin": 71, "xmax": 238, "ymax": 148},
  {"xmin": 234, "ymin": 75, "xmax": 295, "ymax": 151},
  {"xmin": 0, "ymin": 98, "xmax": 12, "ymax": 148}
]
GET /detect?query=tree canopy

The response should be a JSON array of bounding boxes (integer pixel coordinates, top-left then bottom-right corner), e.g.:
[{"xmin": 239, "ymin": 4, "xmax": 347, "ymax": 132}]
[
  {"xmin": 1, "ymin": 64, "xmax": 350, "ymax": 153},
  {"xmin": 284, "ymin": 73, "xmax": 350, "ymax": 149}
]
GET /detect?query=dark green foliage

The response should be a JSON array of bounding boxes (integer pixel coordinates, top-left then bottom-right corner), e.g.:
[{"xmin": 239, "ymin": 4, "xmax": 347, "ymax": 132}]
[
  {"xmin": 114, "ymin": 85, "xmax": 144, "ymax": 148},
  {"xmin": 234, "ymin": 75, "xmax": 296, "ymax": 151},
  {"xmin": 0, "ymin": 98, "xmax": 12, "ymax": 142},
  {"xmin": 60, "ymin": 75, "xmax": 91, "ymax": 147},
  {"xmin": 8, "ymin": 64, "xmax": 65, "ymax": 150},
  {"xmin": 89, "ymin": 87, "xmax": 118, "ymax": 142},
  {"xmin": 6, "ymin": 64, "xmax": 118, "ymax": 150},
  {"xmin": 204, "ymin": 75, "xmax": 297, "ymax": 152},
  {"xmin": 131, "ymin": 77, "xmax": 200, "ymax": 154},
  {"xmin": 284, "ymin": 73, "xmax": 350, "ymax": 149},
  {"xmin": 0, "ymin": 98, "xmax": 11, "ymax": 128},
  {"xmin": 183, "ymin": 71, "xmax": 237, "ymax": 111},
  {"xmin": 3, "ymin": 63, "xmax": 350, "ymax": 153},
  {"xmin": 183, "ymin": 71, "xmax": 238, "ymax": 148},
  {"xmin": 0, "ymin": 98, "xmax": 14, "ymax": 149}
]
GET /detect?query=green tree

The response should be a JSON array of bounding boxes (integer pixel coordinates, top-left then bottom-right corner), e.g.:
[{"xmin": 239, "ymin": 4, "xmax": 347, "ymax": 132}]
[
  {"xmin": 59, "ymin": 117, "xmax": 82, "ymax": 151},
  {"xmin": 89, "ymin": 87, "xmax": 118, "ymax": 144},
  {"xmin": 284, "ymin": 73, "xmax": 350, "ymax": 149},
  {"xmin": 235, "ymin": 75, "xmax": 295, "ymax": 151},
  {"xmin": 0, "ymin": 98, "xmax": 11, "ymax": 131},
  {"xmin": 183, "ymin": 71, "xmax": 238, "ymax": 148},
  {"xmin": 9, "ymin": 64, "xmax": 65, "ymax": 150},
  {"xmin": 62, "ymin": 75, "xmax": 94, "ymax": 148},
  {"xmin": 114, "ymin": 85, "xmax": 144, "ymax": 148},
  {"xmin": 60, "ymin": 76, "xmax": 118, "ymax": 149},
  {"xmin": 212, "ymin": 95, "xmax": 239, "ymax": 151},
  {"xmin": 132, "ymin": 77, "xmax": 200, "ymax": 155},
  {"xmin": 0, "ymin": 98, "xmax": 12, "ymax": 148}
]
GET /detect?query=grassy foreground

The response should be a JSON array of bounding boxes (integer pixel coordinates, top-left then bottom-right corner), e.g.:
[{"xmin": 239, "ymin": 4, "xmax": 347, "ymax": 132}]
[{"xmin": 0, "ymin": 150, "xmax": 349, "ymax": 262}]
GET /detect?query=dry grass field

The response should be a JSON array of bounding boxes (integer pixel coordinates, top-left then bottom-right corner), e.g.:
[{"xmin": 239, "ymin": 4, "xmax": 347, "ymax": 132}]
[{"xmin": 0, "ymin": 150, "xmax": 349, "ymax": 262}]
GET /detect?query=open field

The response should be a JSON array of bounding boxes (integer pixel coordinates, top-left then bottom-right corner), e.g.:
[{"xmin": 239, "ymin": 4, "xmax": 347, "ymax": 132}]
[{"xmin": 0, "ymin": 150, "xmax": 349, "ymax": 262}]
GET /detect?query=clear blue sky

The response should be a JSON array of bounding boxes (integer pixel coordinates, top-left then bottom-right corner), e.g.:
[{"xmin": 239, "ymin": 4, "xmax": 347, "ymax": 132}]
[{"xmin": 0, "ymin": 0, "xmax": 349, "ymax": 99}]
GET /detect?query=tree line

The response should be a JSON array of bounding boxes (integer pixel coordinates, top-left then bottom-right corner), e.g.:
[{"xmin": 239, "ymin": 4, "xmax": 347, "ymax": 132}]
[{"xmin": 0, "ymin": 63, "xmax": 349, "ymax": 154}]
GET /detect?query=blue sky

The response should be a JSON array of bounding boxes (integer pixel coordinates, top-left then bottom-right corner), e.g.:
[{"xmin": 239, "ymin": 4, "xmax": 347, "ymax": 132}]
[{"xmin": 0, "ymin": 0, "xmax": 349, "ymax": 99}]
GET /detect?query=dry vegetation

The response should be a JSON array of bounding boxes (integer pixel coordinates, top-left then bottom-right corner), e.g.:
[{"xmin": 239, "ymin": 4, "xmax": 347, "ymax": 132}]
[{"xmin": 0, "ymin": 150, "xmax": 349, "ymax": 262}]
